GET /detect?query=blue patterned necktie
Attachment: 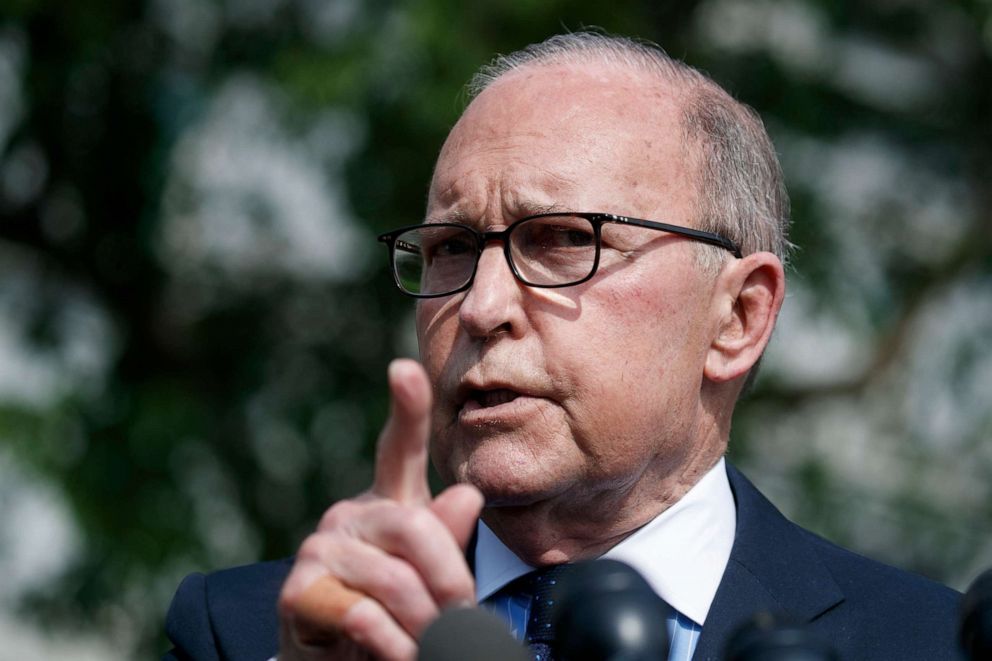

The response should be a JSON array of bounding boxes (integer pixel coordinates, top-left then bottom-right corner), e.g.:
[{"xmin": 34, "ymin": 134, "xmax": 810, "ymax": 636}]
[{"xmin": 508, "ymin": 565, "xmax": 569, "ymax": 661}]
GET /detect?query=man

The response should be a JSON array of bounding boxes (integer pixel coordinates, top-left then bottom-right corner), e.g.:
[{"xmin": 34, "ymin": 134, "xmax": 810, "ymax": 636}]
[{"xmin": 164, "ymin": 33, "xmax": 960, "ymax": 660}]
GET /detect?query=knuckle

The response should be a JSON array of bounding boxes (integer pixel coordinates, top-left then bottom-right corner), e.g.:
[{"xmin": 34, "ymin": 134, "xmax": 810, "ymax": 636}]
[
  {"xmin": 404, "ymin": 507, "xmax": 437, "ymax": 536},
  {"xmin": 342, "ymin": 602, "xmax": 415, "ymax": 661},
  {"xmin": 296, "ymin": 533, "xmax": 351, "ymax": 571},
  {"xmin": 342, "ymin": 602, "xmax": 376, "ymax": 637},
  {"xmin": 433, "ymin": 569, "xmax": 474, "ymax": 604},
  {"xmin": 375, "ymin": 562, "xmax": 421, "ymax": 604},
  {"xmin": 297, "ymin": 533, "xmax": 327, "ymax": 562},
  {"xmin": 319, "ymin": 500, "xmax": 359, "ymax": 530},
  {"xmin": 382, "ymin": 506, "xmax": 435, "ymax": 547}
]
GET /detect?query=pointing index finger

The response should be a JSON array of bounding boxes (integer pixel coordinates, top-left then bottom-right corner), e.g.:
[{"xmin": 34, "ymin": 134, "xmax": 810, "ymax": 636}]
[{"xmin": 371, "ymin": 359, "xmax": 434, "ymax": 504}]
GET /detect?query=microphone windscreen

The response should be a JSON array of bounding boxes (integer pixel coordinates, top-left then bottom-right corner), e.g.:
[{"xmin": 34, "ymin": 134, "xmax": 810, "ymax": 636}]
[
  {"xmin": 552, "ymin": 558, "xmax": 672, "ymax": 661},
  {"xmin": 961, "ymin": 568, "xmax": 992, "ymax": 660},
  {"xmin": 418, "ymin": 607, "xmax": 530, "ymax": 661},
  {"xmin": 724, "ymin": 611, "xmax": 838, "ymax": 661}
]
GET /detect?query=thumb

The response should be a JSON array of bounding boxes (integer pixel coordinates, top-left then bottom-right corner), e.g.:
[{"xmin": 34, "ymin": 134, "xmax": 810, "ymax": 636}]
[{"xmin": 430, "ymin": 484, "xmax": 485, "ymax": 550}]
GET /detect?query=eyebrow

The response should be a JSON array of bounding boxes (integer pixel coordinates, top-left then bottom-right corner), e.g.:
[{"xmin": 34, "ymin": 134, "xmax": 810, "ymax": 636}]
[
  {"xmin": 426, "ymin": 209, "xmax": 472, "ymax": 224},
  {"xmin": 426, "ymin": 201, "xmax": 567, "ymax": 225}
]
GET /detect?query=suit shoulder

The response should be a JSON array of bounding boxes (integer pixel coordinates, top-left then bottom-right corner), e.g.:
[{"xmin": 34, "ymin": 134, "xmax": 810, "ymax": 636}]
[
  {"xmin": 165, "ymin": 572, "xmax": 219, "ymax": 661},
  {"xmin": 797, "ymin": 527, "xmax": 961, "ymax": 659},
  {"xmin": 799, "ymin": 527, "xmax": 959, "ymax": 610},
  {"xmin": 165, "ymin": 558, "xmax": 292, "ymax": 661},
  {"xmin": 205, "ymin": 557, "xmax": 294, "ymax": 598},
  {"xmin": 727, "ymin": 463, "xmax": 959, "ymax": 615}
]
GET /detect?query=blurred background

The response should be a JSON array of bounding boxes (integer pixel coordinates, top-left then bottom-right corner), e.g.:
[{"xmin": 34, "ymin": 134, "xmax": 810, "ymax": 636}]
[{"xmin": 0, "ymin": 0, "xmax": 989, "ymax": 657}]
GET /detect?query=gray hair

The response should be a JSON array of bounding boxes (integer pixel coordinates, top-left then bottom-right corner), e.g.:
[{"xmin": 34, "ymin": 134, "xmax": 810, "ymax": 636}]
[{"xmin": 466, "ymin": 32, "xmax": 792, "ymax": 269}]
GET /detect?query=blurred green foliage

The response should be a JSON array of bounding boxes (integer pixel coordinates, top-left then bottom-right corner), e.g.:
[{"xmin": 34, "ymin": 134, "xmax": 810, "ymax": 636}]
[{"xmin": 0, "ymin": 0, "xmax": 989, "ymax": 657}]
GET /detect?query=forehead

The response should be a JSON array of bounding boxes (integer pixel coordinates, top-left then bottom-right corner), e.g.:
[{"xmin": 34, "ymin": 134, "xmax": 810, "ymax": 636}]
[{"xmin": 428, "ymin": 62, "xmax": 697, "ymax": 225}]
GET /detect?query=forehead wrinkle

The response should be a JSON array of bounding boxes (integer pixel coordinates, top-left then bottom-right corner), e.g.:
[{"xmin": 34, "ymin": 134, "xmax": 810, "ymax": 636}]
[
  {"xmin": 500, "ymin": 188, "xmax": 567, "ymax": 222},
  {"xmin": 429, "ymin": 200, "xmax": 566, "ymax": 228},
  {"xmin": 428, "ymin": 166, "xmax": 577, "ymax": 227}
]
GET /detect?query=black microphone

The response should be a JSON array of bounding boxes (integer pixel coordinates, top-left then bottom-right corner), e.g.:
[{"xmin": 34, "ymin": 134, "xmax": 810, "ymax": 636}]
[
  {"xmin": 961, "ymin": 568, "xmax": 992, "ymax": 660},
  {"xmin": 418, "ymin": 606, "xmax": 531, "ymax": 661},
  {"xmin": 723, "ymin": 612, "xmax": 838, "ymax": 661},
  {"xmin": 551, "ymin": 558, "xmax": 672, "ymax": 661}
]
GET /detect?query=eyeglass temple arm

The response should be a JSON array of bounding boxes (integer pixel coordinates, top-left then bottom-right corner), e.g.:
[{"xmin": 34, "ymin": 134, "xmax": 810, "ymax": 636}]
[{"xmin": 601, "ymin": 214, "xmax": 743, "ymax": 258}]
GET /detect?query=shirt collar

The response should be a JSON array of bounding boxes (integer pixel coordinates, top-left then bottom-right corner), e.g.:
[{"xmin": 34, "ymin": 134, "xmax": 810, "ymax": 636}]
[{"xmin": 474, "ymin": 457, "xmax": 735, "ymax": 626}]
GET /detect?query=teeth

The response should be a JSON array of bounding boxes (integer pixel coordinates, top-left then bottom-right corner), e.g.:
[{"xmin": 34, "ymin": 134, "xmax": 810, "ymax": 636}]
[{"xmin": 476, "ymin": 389, "xmax": 519, "ymax": 407}]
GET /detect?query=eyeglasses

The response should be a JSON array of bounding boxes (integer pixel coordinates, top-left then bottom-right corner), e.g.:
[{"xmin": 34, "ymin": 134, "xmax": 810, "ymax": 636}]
[{"xmin": 377, "ymin": 212, "xmax": 742, "ymax": 298}]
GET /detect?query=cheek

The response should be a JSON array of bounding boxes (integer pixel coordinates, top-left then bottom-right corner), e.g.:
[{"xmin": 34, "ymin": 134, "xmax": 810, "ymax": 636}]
[
  {"xmin": 415, "ymin": 301, "xmax": 454, "ymax": 372},
  {"xmin": 583, "ymin": 280, "xmax": 690, "ymax": 370},
  {"xmin": 558, "ymin": 280, "xmax": 704, "ymax": 443}
]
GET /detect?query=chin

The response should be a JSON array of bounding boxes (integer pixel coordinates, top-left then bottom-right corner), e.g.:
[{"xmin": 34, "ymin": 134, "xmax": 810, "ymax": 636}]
[
  {"xmin": 434, "ymin": 424, "xmax": 574, "ymax": 500},
  {"xmin": 451, "ymin": 455, "xmax": 565, "ymax": 507}
]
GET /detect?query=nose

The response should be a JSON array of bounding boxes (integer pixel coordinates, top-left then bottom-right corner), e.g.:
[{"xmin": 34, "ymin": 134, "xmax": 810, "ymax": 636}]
[{"xmin": 457, "ymin": 242, "xmax": 525, "ymax": 339}]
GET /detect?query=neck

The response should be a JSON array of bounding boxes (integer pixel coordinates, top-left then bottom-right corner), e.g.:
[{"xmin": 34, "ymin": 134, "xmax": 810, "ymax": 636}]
[{"xmin": 481, "ymin": 432, "xmax": 727, "ymax": 566}]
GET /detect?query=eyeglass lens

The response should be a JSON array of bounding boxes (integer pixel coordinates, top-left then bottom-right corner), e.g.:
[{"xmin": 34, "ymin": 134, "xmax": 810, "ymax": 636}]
[{"xmin": 391, "ymin": 215, "xmax": 600, "ymax": 296}]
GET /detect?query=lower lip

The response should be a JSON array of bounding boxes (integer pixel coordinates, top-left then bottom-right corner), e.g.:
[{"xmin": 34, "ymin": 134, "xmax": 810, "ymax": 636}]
[{"xmin": 458, "ymin": 396, "xmax": 545, "ymax": 427}]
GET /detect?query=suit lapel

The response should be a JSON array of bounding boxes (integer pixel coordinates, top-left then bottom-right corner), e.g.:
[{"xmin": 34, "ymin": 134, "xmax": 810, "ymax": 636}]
[{"xmin": 692, "ymin": 464, "xmax": 845, "ymax": 660}]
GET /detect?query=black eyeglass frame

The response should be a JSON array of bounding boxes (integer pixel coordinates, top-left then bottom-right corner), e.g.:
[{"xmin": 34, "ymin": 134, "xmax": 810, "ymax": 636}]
[{"xmin": 376, "ymin": 212, "xmax": 743, "ymax": 298}]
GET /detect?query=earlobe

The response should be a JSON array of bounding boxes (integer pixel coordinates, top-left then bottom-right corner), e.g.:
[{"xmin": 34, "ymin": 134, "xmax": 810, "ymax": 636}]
[{"xmin": 704, "ymin": 252, "xmax": 785, "ymax": 383}]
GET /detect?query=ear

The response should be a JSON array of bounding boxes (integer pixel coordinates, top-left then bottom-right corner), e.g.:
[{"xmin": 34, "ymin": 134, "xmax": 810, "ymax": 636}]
[{"xmin": 705, "ymin": 252, "xmax": 786, "ymax": 383}]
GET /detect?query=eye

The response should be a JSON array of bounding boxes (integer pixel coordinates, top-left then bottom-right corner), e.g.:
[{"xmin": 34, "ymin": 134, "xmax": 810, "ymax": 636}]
[
  {"xmin": 550, "ymin": 225, "xmax": 595, "ymax": 248},
  {"xmin": 519, "ymin": 217, "xmax": 596, "ymax": 250},
  {"xmin": 418, "ymin": 227, "xmax": 476, "ymax": 262},
  {"xmin": 434, "ymin": 235, "xmax": 474, "ymax": 257}
]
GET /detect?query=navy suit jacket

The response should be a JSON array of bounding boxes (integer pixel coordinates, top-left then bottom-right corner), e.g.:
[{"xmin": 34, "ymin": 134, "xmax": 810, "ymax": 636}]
[{"xmin": 163, "ymin": 464, "xmax": 962, "ymax": 660}]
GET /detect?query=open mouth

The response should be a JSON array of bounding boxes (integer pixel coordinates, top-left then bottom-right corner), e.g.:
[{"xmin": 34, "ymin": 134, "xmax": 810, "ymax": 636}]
[{"xmin": 468, "ymin": 388, "xmax": 521, "ymax": 408}]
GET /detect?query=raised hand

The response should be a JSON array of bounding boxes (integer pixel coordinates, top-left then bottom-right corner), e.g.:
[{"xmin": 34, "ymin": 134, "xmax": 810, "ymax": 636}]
[{"xmin": 277, "ymin": 359, "xmax": 484, "ymax": 660}]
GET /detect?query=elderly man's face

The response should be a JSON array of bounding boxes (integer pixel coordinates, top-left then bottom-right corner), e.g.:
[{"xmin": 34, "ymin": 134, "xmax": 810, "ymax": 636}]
[{"xmin": 417, "ymin": 63, "xmax": 722, "ymax": 515}]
